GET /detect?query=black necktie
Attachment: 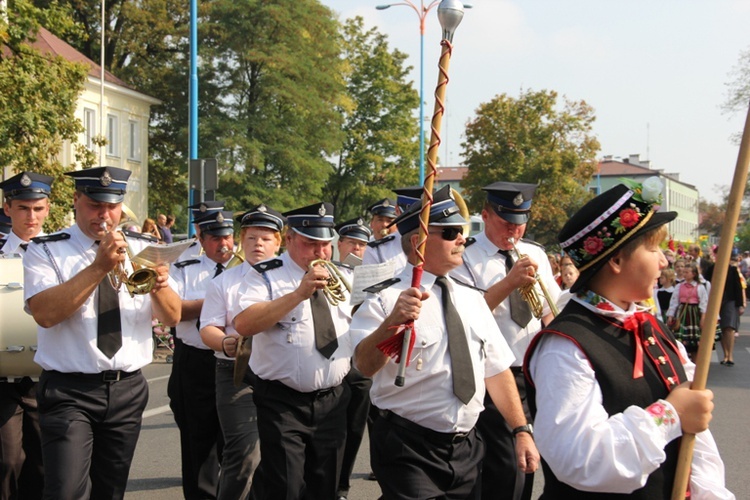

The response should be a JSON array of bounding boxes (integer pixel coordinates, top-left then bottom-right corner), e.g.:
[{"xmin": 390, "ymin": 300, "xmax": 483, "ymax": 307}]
[
  {"xmin": 310, "ymin": 290, "xmax": 338, "ymax": 358},
  {"xmin": 97, "ymin": 277, "xmax": 123, "ymax": 359},
  {"xmin": 434, "ymin": 276, "xmax": 476, "ymax": 405},
  {"xmin": 498, "ymin": 250, "xmax": 533, "ymax": 328},
  {"xmin": 20, "ymin": 243, "xmax": 28, "ymax": 251}
]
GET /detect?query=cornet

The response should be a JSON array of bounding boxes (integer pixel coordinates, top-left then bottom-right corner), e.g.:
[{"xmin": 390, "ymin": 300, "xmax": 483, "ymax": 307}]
[
  {"xmin": 508, "ymin": 238, "xmax": 559, "ymax": 318},
  {"xmin": 101, "ymin": 222, "xmax": 159, "ymax": 296},
  {"xmin": 309, "ymin": 259, "xmax": 351, "ymax": 306}
]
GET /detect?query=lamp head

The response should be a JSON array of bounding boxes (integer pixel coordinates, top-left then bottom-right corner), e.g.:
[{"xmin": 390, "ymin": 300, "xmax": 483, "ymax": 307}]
[
  {"xmin": 438, "ymin": 0, "xmax": 465, "ymax": 42},
  {"xmin": 376, "ymin": 4, "xmax": 391, "ymax": 10}
]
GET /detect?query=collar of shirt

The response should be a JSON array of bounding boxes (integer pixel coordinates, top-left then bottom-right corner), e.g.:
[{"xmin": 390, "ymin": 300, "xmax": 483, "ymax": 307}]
[
  {"xmin": 571, "ymin": 290, "xmax": 650, "ymax": 323},
  {"xmin": 472, "ymin": 231, "xmax": 502, "ymax": 257}
]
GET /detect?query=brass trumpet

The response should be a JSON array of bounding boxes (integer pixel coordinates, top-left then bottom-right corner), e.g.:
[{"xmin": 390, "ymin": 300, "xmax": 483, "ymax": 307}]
[
  {"xmin": 101, "ymin": 222, "xmax": 158, "ymax": 296},
  {"xmin": 508, "ymin": 238, "xmax": 559, "ymax": 318},
  {"xmin": 309, "ymin": 259, "xmax": 351, "ymax": 306}
]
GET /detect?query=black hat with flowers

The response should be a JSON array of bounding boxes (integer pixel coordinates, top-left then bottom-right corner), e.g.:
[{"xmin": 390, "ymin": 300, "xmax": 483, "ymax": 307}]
[{"xmin": 558, "ymin": 177, "xmax": 677, "ymax": 293}]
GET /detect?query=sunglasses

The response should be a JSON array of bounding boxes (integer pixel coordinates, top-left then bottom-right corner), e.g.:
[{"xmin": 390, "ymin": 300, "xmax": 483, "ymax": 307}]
[{"xmin": 429, "ymin": 226, "xmax": 464, "ymax": 241}]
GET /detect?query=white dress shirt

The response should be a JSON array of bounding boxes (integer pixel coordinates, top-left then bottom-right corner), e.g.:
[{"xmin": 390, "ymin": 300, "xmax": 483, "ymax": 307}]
[
  {"xmin": 362, "ymin": 233, "xmax": 407, "ymax": 276},
  {"xmin": 23, "ymin": 224, "xmax": 176, "ymax": 373},
  {"xmin": 451, "ymin": 232, "xmax": 560, "ymax": 366},
  {"xmin": 200, "ymin": 261, "xmax": 252, "ymax": 360},
  {"xmin": 0, "ymin": 230, "xmax": 43, "ymax": 256},
  {"xmin": 528, "ymin": 297, "xmax": 733, "ymax": 498},
  {"xmin": 350, "ymin": 266, "xmax": 514, "ymax": 433},
  {"xmin": 235, "ymin": 252, "xmax": 352, "ymax": 393},
  {"xmin": 170, "ymin": 255, "xmax": 224, "ymax": 349}
]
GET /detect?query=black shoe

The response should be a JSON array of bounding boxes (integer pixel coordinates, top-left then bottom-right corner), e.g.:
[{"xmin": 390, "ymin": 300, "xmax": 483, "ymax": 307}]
[
  {"xmin": 727, "ymin": 360, "xmax": 735, "ymax": 366},
  {"xmin": 720, "ymin": 360, "xmax": 727, "ymax": 365}
]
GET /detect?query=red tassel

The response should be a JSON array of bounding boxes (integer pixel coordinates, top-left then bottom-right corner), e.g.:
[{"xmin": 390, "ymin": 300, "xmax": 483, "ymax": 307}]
[{"xmin": 376, "ymin": 323, "xmax": 417, "ymax": 365}]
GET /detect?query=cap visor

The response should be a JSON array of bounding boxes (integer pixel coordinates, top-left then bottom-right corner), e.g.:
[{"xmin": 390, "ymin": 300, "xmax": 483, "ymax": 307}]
[
  {"xmin": 83, "ymin": 192, "xmax": 125, "ymax": 204},
  {"xmin": 202, "ymin": 227, "xmax": 234, "ymax": 237},
  {"xmin": 496, "ymin": 211, "xmax": 530, "ymax": 225},
  {"xmin": 429, "ymin": 213, "xmax": 468, "ymax": 226}
]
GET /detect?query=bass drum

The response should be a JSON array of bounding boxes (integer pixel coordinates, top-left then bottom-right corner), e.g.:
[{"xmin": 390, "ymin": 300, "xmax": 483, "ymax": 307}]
[{"xmin": 0, "ymin": 256, "xmax": 42, "ymax": 378}]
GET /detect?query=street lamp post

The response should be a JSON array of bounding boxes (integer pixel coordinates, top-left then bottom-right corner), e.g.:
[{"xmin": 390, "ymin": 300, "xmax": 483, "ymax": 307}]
[{"xmin": 376, "ymin": 1, "xmax": 471, "ymax": 184}]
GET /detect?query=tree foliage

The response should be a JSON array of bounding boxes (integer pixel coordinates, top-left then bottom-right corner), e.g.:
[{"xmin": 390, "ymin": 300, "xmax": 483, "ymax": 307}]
[
  {"xmin": 321, "ymin": 16, "xmax": 419, "ymax": 221},
  {"xmin": 1, "ymin": 0, "xmax": 90, "ymax": 230},
  {"xmin": 199, "ymin": 0, "xmax": 346, "ymax": 213},
  {"xmin": 460, "ymin": 89, "xmax": 600, "ymax": 246}
]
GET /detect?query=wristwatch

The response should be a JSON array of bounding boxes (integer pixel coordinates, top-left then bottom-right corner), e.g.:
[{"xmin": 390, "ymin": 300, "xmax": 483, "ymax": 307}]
[{"xmin": 512, "ymin": 424, "xmax": 534, "ymax": 438}]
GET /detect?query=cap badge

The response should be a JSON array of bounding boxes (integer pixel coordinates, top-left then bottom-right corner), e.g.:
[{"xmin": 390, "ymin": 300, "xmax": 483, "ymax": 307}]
[
  {"xmin": 513, "ymin": 193, "xmax": 524, "ymax": 207},
  {"xmin": 258, "ymin": 204, "xmax": 267, "ymax": 213},
  {"xmin": 318, "ymin": 204, "xmax": 326, "ymax": 216},
  {"xmin": 199, "ymin": 204, "xmax": 207, "ymax": 212},
  {"xmin": 383, "ymin": 200, "xmax": 390, "ymax": 207},
  {"xmin": 20, "ymin": 174, "xmax": 32, "ymax": 187},
  {"xmin": 100, "ymin": 170, "xmax": 113, "ymax": 187},
  {"xmin": 356, "ymin": 218, "xmax": 364, "ymax": 226},
  {"xmin": 216, "ymin": 213, "xmax": 225, "ymax": 223}
]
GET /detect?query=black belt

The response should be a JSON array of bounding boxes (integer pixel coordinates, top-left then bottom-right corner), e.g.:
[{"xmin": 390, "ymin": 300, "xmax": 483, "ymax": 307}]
[
  {"xmin": 46, "ymin": 369, "xmax": 141, "ymax": 383},
  {"xmin": 256, "ymin": 376, "xmax": 338, "ymax": 401},
  {"xmin": 216, "ymin": 359, "xmax": 235, "ymax": 369},
  {"xmin": 378, "ymin": 408, "xmax": 471, "ymax": 445}
]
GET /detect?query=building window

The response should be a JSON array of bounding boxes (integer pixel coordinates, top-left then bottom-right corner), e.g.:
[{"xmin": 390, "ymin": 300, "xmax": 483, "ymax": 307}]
[
  {"xmin": 83, "ymin": 108, "xmax": 96, "ymax": 150},
  {"xmin": 128, "ymin": 120, "xmax": 141, "ymax": 161},
  {"xmin": 107, "ymin": 114, "xmax": 119, "ymax": 157}
]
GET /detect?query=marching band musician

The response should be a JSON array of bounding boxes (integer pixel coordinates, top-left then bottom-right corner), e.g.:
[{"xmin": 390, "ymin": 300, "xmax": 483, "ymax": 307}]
[
  {"xmin": 333, "ymin": 217, "xmax": 373, "ymax": 500},
  {"xmin": 362, "ymin": 186, "xmax": 423, "ymax": 275},
  {"xmin": 23, "ymin": 166, "xmax": 181, "ymax": 500},
  {"xmin": 233, "ymin": 202, "xmax": 352, "ymax": 500},
  {"xmin": 178, "ymin": 200, "xmax": 225, "ymax": 260},
  {"xmin": 168, "ymin": 208, "xmax": 235, "ymax": 500},
  {"xmin": 0, "ymin": 171, "xmax": 53, "ymax": 499},
  {"xmin": 199, "ymin": 204, "xmax": 285, "ymax": 500},
  {"xmin": 351, "ymin": 186, "xmax": 539, "ymax": 499},
  {"xmin": 0, "ymin": 209, "xmax": 12, "ymax": 238},
  {"xmin": 451, "ymin": 181, "xmax": 561, "ymax": 500},
  {"xmin": 366, "ymin": 198, "xmax": 397, "ymax": 241}
]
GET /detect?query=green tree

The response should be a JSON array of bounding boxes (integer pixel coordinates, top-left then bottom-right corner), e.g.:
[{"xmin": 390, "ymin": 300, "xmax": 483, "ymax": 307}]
[
  {"xmin": 322, "ymin": 16, "xmax": 419, "ymax": 221},
  {"xmin": 200, "ymin": 0, "xmax": 346, "ymax": 212},
  {"xmin": 460, "ymin": 89, "xmax": 600, "ymax": 245},
  {"xmin": 0, "ymin": 0, "xmax": 90, "ymax": 230}
]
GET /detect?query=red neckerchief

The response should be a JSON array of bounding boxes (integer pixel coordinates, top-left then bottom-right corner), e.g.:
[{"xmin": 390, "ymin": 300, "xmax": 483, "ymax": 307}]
[{"xmin": 622, "ymin": 311, "xmax": 651, "ymax": 379}]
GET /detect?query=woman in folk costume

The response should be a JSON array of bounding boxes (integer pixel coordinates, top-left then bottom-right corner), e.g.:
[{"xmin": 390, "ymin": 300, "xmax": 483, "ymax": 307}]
[
  {"xmin": 524, "ymin": 178, "xmax": 733, "ymax": 499},
  {"xmin": 666, "ymin": 261, "xmax": 709, "ymax": 361}
]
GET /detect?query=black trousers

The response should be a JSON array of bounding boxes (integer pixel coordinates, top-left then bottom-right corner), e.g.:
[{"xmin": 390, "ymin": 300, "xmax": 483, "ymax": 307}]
[
  {"xmin": 477, "ymin": 367, "xmax": 534, "ymax": 500},
  {"xmin": 337, "ymin": 368, "xmax": 372, "ymax": 497},
  {"xmin": 36, "ymin": 369, "xmax": 148, "ymax": 500},
  {"xmin": 168, "ymin": 338, "xmax": 222, "ymax": 500},
  {"xmin": 0, "ymin": 378, "xmax": 44, "ymax": 500},
  {"xmin": 371, "ymin": 409, "xmax": 484, "ymax": 500},
  {"xmin": 253, "ymin": 376, "xmax": 349, "ymax": 500}
]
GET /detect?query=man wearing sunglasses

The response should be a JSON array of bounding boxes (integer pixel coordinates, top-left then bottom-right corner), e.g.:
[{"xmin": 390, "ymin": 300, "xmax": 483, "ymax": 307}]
[
  {"xmin": 351, "ymin": 185, "xmax": 538, "ymax": 499},
  {"xmin": 451, "ymin": 181, "xmax": 561, "ymax": 500}
]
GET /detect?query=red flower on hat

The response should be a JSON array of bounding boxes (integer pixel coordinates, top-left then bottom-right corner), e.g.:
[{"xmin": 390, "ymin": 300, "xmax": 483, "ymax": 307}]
[
  {"xmin": 582, "ymin": 236, "xmax": 605, "ymax": 256},
  {"xmin": 612, "ymin": 205, "xmax": 642, "ymax": 234}
]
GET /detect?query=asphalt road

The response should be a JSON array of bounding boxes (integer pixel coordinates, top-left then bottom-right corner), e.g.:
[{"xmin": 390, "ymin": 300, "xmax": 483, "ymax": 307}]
[{"xmin": 126, "ymin": 324, "xmax": 750, "ymax": 499}]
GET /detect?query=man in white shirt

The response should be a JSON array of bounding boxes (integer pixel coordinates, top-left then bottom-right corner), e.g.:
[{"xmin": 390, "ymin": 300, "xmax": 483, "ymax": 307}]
[
  {"xmin": 0, "ymin": 171, "xmax": 53, "ymax": 499},
  {"xmin": 23, "ymin": 166, "xmax": 181, "ymax": 500}
]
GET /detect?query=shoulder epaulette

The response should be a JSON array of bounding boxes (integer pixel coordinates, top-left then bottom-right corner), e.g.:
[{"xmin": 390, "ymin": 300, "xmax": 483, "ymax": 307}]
[
  {"xmin": 451, "ymin": 277, "xmax": 487, "ymax": 294},
  {"xmin": 331, "ymin": 260, "xmax": 352, "ymax": 271},
  {"xmin": 174, "ymin": 259, "xmax": 201, "ymax": 269},
  {"xmin": 31, "ymin": 233, "xmax": 71, "ymax": 244},
  {"xmin": 464, "ymin": 236, "xmax": 476, "ymax": 248},
  {"xmin": 253, "ymin": 258, "xmax": 283, "ymax": 273},
  {"xmin": 367, "ymin": 235, "xmax": 395, "ymax": 248},
  {"xmin": 123, "ymin": 229, "xmax": 158, "ymax": 242},
  {"xmin": 363, "ymin": 277, "xmax": 401, "ymax": 294},
  {"xmin": 520, "ymin": 238, "xmax": 545, "ymax": 250}
]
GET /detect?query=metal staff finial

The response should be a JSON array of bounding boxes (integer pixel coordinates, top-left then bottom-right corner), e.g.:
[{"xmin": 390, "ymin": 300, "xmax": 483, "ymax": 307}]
[{"xmin": 438, "ymin": 0, "xmax": 465, "ymax": 42}]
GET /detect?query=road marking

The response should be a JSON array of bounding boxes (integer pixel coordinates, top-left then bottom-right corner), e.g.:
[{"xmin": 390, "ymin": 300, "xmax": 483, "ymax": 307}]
[
  {"xmin": 143, "ymin": 405, "xmax": 171, "ymax": 419},
  {"xmin": 147, "ymin": 375, "xmax": 170, "ymax": 383}
]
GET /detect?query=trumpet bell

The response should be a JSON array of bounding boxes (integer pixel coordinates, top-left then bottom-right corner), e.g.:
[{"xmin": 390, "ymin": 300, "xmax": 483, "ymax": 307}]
[{"xmin": 124, "ymin": 268, "xmax": 158, "ymax": 296}]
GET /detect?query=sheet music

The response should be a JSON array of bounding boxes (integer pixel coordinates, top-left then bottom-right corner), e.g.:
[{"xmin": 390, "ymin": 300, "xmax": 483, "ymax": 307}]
[
  {"xmin": 350, "ymin": 260, "xmax": 396, "ymax": 306},
  {"xmin": 342, "ymin": 253, "xmax": 363, "ymax": 268},
  {"xmin": 131, "ymin": 240, "xmax": 195, "ymax": 267}
]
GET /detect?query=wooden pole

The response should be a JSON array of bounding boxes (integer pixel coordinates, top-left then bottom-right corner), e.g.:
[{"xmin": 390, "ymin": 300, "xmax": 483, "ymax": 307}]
[{"xmin": 671, "ymin": 101, "xmax": 750, "ymax": 498}]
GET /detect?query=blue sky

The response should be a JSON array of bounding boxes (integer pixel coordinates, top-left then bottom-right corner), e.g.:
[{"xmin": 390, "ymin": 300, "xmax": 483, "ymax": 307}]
[{"xmin": 320, "ymin": 0, "xmax": 750, "ymax": 203}]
